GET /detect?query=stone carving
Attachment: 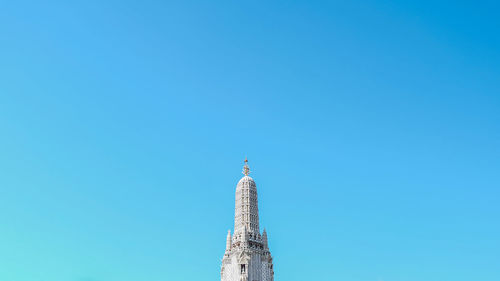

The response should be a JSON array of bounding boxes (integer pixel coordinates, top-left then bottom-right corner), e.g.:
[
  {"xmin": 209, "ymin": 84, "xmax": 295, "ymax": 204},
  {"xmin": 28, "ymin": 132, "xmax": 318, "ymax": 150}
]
[{"xmin": 221, "ymin": 160, "xmax": 274, "ymax": 281}]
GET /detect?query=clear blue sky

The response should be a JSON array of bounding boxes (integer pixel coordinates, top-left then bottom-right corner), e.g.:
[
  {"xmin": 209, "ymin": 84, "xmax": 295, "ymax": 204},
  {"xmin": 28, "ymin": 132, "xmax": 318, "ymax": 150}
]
[{"xmin": 1, "ymin": 1, "xmax": 499, "ymax": 281}]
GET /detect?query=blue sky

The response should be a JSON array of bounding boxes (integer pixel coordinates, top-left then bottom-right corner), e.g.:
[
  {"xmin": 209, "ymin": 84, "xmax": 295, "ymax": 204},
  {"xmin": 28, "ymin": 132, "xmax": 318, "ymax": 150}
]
[{"xmin": 1, "ymin": 1, "xmax": 499, "ymax": 281}]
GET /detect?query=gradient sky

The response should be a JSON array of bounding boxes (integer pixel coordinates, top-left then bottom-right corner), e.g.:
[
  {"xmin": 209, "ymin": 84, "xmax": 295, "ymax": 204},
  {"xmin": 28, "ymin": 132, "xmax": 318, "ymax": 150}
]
[{"xmin": 1, "ymin": 1, "xmax": 499, "ymax": 281}]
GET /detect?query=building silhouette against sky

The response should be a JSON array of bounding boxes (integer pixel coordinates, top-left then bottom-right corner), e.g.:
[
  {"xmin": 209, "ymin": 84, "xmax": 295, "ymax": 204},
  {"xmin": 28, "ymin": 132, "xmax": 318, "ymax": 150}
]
[{"xmin": 221, "ymin": 159, "xmax": 274, "ymax": 281}]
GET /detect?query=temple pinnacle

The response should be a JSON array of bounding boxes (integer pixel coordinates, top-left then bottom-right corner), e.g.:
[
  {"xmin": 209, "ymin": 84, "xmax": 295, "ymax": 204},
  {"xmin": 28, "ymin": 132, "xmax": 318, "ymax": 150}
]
[{"xmin": 242, "ymin": 158, "xmax": 250, "ymax": 176}]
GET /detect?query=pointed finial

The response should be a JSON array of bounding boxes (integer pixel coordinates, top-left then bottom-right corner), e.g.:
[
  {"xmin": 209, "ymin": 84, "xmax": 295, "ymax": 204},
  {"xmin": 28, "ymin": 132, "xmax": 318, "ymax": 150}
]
[
  {"xmin": 225, "ymin": 230, "xmax": 232, "ymax": 253},
  {"xmin": 242, "ymin": 157, "xmax": 250, "ymax": 176}
]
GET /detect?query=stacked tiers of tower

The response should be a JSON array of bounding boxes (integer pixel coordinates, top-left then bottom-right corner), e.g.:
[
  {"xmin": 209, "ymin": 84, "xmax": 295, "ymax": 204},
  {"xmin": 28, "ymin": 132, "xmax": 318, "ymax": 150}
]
[{"xmin": 221, "ymin": 160, "xmax": 274, "ymax": 281}]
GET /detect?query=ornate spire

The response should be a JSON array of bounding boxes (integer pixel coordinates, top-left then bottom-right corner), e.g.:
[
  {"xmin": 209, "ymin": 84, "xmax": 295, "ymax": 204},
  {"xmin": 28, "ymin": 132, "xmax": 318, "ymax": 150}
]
[
  {"xmin": 225, "ymin": 230, "xmax": 232, "ymax": 253},
  {"xmin": 262, "ymin": 228, "xmax": 269, "ymax": 249},
  {"xmin": 235, "ymin": 158, "xmax": 260, "ymax": 235},
  {"xmin": 242, "ymin": 158, "xmax": 250, "ymax": 176},
  {"xmin": 223, "ymin": 160, "xmax": 274, "ymax": 281}
]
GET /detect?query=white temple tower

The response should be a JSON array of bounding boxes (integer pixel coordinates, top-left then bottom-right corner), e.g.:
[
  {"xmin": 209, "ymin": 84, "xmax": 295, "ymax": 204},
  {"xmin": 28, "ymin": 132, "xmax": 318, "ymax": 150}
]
[{"xmin": 221, "ymin": 159, "xmax": 274, "ymax": 281}]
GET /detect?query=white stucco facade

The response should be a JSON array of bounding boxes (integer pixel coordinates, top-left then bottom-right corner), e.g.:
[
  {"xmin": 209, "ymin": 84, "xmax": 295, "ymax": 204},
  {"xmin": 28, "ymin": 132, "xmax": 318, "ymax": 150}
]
[{"xmin": 221, "ymin": 160, "xmax": 274, "ymax": 281}]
